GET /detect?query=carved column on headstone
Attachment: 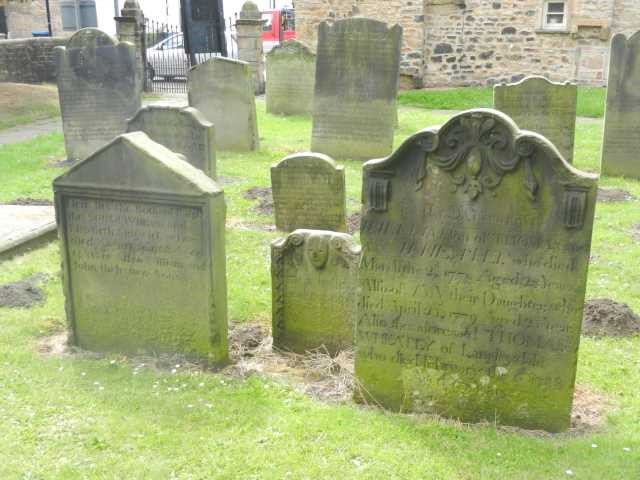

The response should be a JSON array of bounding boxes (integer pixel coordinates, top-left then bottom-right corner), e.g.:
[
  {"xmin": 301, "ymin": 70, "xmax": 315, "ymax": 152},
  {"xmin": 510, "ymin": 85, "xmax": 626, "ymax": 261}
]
[
  {"xmin": 235, "ymin": 1, "xmax": 265, "ymax": 94},
  {"xmin": 115, "ymin": 0, "xmax": 144, "ymax": 92}
]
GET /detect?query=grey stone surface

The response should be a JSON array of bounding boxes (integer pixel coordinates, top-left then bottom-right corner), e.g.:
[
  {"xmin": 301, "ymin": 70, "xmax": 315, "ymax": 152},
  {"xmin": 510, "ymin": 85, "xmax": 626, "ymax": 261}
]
[
  {"xmin": 188, "ymin": 57, "xmax": 259, "ymax": 152},
  {"xmin": 0, "ymin": 205, "xmax": 56, "ymax": 259},
  {"xmin": 0, "ymin": 37, "xmax": 67, "ymax": 84},
  {"xmin": 494, "ymin": 76, "xmax": 577, "ymax": 163},
  {"xmin": 127, "ymin": 105, "xmax": 216, "ymax": 177},
  {"xmin": 53, "ymin": 132, "xmax": 228, "ymax": 362},
  {"xmin": 311, "ymin": 18, "xmax": 402, "ymax": 160},
  {"xmin": 54, "ymin": 28, "xmax": 141, "ymax": 161},
  {"xmin": 602, "ymin": 31, "xmax": 640, "ymax": 179},
  {"xmin": 266, "ymin": 40, "xmax": 316, "ymax": 116}
]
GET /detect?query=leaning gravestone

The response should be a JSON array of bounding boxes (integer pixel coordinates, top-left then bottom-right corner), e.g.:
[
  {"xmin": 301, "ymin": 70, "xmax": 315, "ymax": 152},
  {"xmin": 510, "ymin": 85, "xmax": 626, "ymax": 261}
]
[
  {"xmin": 266, "ymin": 40, "xmax": 316, "ymax": 115},
  {"xmin": 188, "ymin": 57, "xmax": 259, "ymax": 152},
  {"xmin": 272, "ymin": 229, "xmax": 361, "ymax": 354},
  {"xmin": 311, "ymin": 18, "xmax": 402, "ymax": 160},
  {"xmin": 53, "ymin": 132, "xmax": 228, "ymax": 362},
  {"xmin": 55, "ymin": 28, "xmax": 141, "ymax": 161},
  {"xmin": 127, "ymin": 105, "xmax": 216, "ymax": 178},
  {"xmin": 271, "ymin": 153, "xmax": 347, "ymax": 232},
  {"xmin": 494, "ymin": 77, "xmax": 577, "ymax": 163},
  {"xmin": 602, "ymin": 31, "xmax": 640, "ymax": 179},
  {"xmin": 356, "ymin": 109, "xmax": 598, "ymax": 432}
]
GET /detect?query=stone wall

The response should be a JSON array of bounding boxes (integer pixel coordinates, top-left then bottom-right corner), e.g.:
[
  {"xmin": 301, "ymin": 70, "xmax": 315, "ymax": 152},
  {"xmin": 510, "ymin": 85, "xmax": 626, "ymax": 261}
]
[
  {"xmin": 4, "ymin": 0, "xmax": 63, "ymax": 38},
  {"xmin": 0, "ymin": 37, "xmax": 66, "ymax": 83}
]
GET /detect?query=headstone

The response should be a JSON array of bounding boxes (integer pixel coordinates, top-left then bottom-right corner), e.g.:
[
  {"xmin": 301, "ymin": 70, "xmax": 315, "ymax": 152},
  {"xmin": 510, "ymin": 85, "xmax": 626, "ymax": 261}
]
[
  {"xmin": 271, "ymin": 153, "xmax": 347, "ymax": 232},
  {"xmin": 266, "ymin": 40, "xmax": 316, "ymax": 116},
  {"xmin": 180, "ymin": 0, "xmax": 227, "ymax": 55},
  {"xmin": 54, "ymin": 132, "xmax": 228, "ymax": 362},
  {"xmin": 356, "ymin": 109, "xmax": 598, "ymax": 432},
  {"xmin": 311, "ymin": 18, "xmax": 402, "ymax": 160},
  {"xmin": 272, "ymin": 229, "xmax": 361, "ymax": 354},
  {"xmin": 127, "ymin": 105, "xmax": 216, "ymax": 178},
  {"xmin": 602, "ymin": 32, "xmax": 640, "ymax": 179},
  {"xmin": 494, "ymin": 76, "xmax": 577, "ymax": 163},
  {"xmin": 188, "ymin": 57, "xmax": 259, "ymax": 152},
  {"xmin": 54, "ymin": 28, "xmax": 141, "ymax": 161}
]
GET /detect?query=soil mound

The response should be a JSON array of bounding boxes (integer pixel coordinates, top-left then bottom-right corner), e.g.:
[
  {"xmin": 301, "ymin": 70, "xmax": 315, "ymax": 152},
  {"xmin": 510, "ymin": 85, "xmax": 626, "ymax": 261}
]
[
  {"xmin": 597, "ymin": 188, "xmax": 635, "ymax": 203},
  {"xmin": 582, "ymin": 298, "xmax": 640, "ymax": 337},
  {"xmin": 0, "ymin": 274, "xmax": 47, "ymax": 308},
  {"xmin": 243, "ymin": 187, "xmax": 274, "ymax": 216}
]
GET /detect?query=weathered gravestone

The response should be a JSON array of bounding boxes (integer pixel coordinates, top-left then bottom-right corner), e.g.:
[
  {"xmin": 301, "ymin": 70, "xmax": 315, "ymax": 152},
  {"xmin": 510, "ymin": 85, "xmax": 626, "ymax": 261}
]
[
  {"xmin": 188, "ymin": 57, "xmax": 259, "ymax": 152},
  {"xmin": 271, "ymin": 153, "xmax": 347, "ymax": 232},
  {"xmin": 494, "ymin": 76, "xmax": 577, "ymax": 163},
  {"xmin": 54, "ymin": 132, "xmax": 228, "ymax": 362},
  {"xmin": 356, "ymin": 109, "xmax": 598, "ymax": 432},
  {"xmin": 127, "ymin": 105, "xmax": 216, "ymax": 178},
  {"xmin": 311, "ymin": 18, "xmax": 402, "ymax": 160},
  {"xmin": 266, "ymin": 40, "xmax": 316, "ymax": 115},
  {"xmin": 55, "ymin": 28, "xmax": 141, "ymax": 161},
  {"xmin": 602, "ymin": 31, "xmax": 640, "ymax": 179},
  {"xmin": 272, "ymin": 229, "xmax": 361, "ymax": 354}
]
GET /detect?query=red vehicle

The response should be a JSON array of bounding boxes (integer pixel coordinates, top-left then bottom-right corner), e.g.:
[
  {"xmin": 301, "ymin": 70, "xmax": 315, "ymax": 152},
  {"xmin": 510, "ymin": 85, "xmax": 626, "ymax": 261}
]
[{"xmin": 262, "ymin": 7, "xmax": 296, "ymax": 52}]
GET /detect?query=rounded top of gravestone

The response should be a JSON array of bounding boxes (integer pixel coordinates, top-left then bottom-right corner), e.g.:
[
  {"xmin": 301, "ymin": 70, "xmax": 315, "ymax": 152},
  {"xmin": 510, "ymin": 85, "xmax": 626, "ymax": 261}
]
[
  {"xmin": 66, "ymin": 28, "xmax": 116, "ymax": 50},
  {"xmin": 240, "ymin": 1, "xmax": 261, "ymax": 20}
]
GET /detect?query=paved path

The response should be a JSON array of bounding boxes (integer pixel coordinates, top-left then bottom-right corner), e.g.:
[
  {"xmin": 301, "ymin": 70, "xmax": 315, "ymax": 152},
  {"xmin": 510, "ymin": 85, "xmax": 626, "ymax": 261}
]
[
  {"xmin": 0, "ymin": 118, "xmax": 62, "ymax": 145},
  {"xmin": 0, "ymin": 205, "xmax": 57, "ymax": 260}
]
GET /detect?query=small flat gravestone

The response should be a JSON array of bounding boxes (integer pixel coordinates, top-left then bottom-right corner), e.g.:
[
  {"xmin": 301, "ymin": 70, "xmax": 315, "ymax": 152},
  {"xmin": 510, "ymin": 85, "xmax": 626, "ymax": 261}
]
[
  {"xmin": 356, "ymin": 109, "xmax": 598, "ymax": 432},
  {"xmin": 494, "ymin": 76, "xmax": 577, "ymax": 163},
  {"xmin": 53, "ymin": 132, "xmax": 228, "ymax": 362},
  {"xmin": 55, "ymin": 28, "xmax": 141, "ymax": 161},
  {"xmin": 311, "ymin": 18, "xmax": 402, "ymax": 160},
  {"xmin": 188, "ymin": 57, "xmax": 259, "ymax": 152},
  {"xmin": 271, "ymin": 229, "xmax": 361, "ymax": 354},
  {"xmin": 602, "ymin": 31, "xmax": 640, "ymax": 179},
  {"xmin": 266, "ymin": 40, "xmax": 316, "ymax": 116},
  {"xmin": 271, "ymin": 153, "xmax": 347, "ymax": 232},
  {"xmin": 127, "ymin": 105, "xmax": 216, "ymax": 178}
]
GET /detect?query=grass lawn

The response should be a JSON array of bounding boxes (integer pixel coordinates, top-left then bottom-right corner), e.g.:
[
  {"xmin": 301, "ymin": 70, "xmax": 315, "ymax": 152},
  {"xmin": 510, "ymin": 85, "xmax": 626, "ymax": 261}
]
[
  {"xmin": 0, "ymin": 83, "xmax": 60, "ymax": 131},
  {"xmin": 0, "ymin": 101, "xmax": 639, "ymax": 479},
  {"xmin": 398, "ymin": 87, "xmax": 607, "ymax": 118}
]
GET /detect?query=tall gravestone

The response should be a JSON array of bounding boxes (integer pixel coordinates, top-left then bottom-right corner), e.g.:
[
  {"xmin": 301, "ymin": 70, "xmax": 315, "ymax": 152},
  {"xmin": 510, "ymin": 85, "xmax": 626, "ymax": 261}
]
[
  {"xmin": 272, "ymin": 229, "xmax": 361, "ymax": 354},
  {"xmin": 266, "ymin": 40, "xmax": 316, "ymax": 116},
  {"xmin": 127, "ymin": 106, "xmax": 216, "ymax": 178},
  {"xmin": 54, "ymin": 132, "xmax": 228, "ymax": 362},
  {"xmin": 356, "ymin": 109, "xmax": 598, "ymax": 432},
  {"xmin": 311, "ymin": 18, "xmax": 402, "ymax": 160},
  {"xmin": 55, "ymin": 28, "xmax": 141, "ymax": 161},
  {"xmin": 236, "ymin": 1, "xmax": 265, "ymax": 95},
  {"xmin": 494, "ymin": 77, "xmax": 577, "ymax": 163},
  {"xmin": 602, "ymin": 32, "xmax": 640, "ymax": 179},
  {"xmin": 188, "ymin": 57, "xmax": 259, "ymax": 152},
  {"xmin": 271, "ymin": 153, "xmax": 347, "ymax": 232}
]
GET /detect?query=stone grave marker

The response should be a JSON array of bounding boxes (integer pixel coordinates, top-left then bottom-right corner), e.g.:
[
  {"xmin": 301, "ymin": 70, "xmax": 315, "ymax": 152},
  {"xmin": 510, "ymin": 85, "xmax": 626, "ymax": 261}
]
[
  {"xmin": 272, "ymin": 229, "xmax": 361, "ymax": 354},
  {"xmin": 356, "ymin": 109, "xmax": 598, "ymax": 432},
  {"xmin": 54, "ymin": 132, "xmax": 228, "ymax": 362},
  {"xmin": 266, "ymin": 40, "xmax": 316, "ymax": 115},
  {"xmin": 271, "ymin": 153, "xmax": 347, "ymax": 232},
  {"xmin": 311, "ymin": 18, "xmax": 402, "ymax": 160},
  {"xmin": 188, "ymin": 57, "xmax": 259, "ymax": 152},
  {"xmin": 54, "ymin": 28, "xmax": 141, "ymax": 161},
  {"xmin": 494, "ymin": 76, "xmax": 577, "ymax": 163},
  {"xmin": 602, "ymin": 31, "xmax": 640, "ymax": 179},
  {"xmin": 127, "ymin": 105, "xmax": 216, "ymax": 178}
]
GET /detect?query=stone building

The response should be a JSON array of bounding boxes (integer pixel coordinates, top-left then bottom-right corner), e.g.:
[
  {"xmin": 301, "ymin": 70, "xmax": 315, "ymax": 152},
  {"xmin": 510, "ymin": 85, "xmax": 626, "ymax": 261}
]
[
  {"xmin": 295, "ymin": 0, "xmax": 640, "ymax": 87},
  {"xmin": 0, "ymin": 0, "xmax": 63, "ymax": 38}
]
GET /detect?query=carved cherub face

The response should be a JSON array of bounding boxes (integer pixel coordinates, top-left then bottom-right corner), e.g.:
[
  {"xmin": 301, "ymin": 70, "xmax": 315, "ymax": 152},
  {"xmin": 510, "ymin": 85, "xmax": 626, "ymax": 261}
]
[{"xmin": 307, "ymin": 234, "xmax": 329, "ymax": 269}]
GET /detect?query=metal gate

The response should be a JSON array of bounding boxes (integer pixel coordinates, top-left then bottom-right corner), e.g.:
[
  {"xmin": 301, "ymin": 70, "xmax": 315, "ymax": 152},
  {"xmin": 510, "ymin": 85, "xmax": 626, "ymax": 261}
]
[{"xmin": 142, "ymin": 17, "xmax": 235, "ymax": 94}]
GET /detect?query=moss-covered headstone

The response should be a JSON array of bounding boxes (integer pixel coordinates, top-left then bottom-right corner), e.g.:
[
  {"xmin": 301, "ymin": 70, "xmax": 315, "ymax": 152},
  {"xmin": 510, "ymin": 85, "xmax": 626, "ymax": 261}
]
[
  {"xmin": 272, "ymin": 229, "xmax": 361, "ymax": 354},
  {"xmin": 494, "ymin": 76, "xmax": 577, "ymax": 164},
  {"xmin": 127, "ymin": 105, "xmax": 216, "ymax": 178},
  {"xmin": 54, "ymin": 132, "xmax": 228, "ymax": 363},
  {"xmin": 311, "ymin": 18, "xmax": 402, "ymax": 160},
  {"xmin": 188, "ymin": 57, "xmax": 259, "ymax": 152},
  {"xmin": 54, "ymin": 28, "xmax": 141, "ymax": 161},
  {"xmin": 355, "ymin": 109, "xmax": 598, "ymax": 432},
  {"xmin": 271, "ymin": 153, "xmax": 347, "ymax": 232},
  {"xmin": 602, "ymin": 31, "xmax": 640, "ymax": 179},
  {"xmin": 266, "ymin": 40, "xmax": 316, "ymax": 116}
]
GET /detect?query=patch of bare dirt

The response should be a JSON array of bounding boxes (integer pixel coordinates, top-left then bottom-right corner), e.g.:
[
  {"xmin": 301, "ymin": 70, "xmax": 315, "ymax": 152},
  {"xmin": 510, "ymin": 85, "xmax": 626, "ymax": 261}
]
[
  {"xmin": 597, "ymin": 188, "xmax": 635, "ymax": 203},
  {"xmin": 0, "ymin": 274, "xmax": 47, "ymax": 308},
  {"xmin": 582, "ymin": 298, "xmax": 640, "ymax": 337},
  {"xmin": 227, "ymin": 217, "xmax": 276, "ymax": 232},
  {"xmin": 50, "ymin": 158, "xmax": 79, "ymax": 169},
  {"xmin": 632, "ymin": 223, "xmax": 640, "ymax": 243},
  {"xmin": 347, "ymin": 212, "xmax": 361, "ymax": 234},
  {"xmin": 217, "ymin": 176, "xmax": 243, "ymax": 185},
  {"xmin": 243, "ymin": 187, "xmax": 274, "ymax": 216},
  {"xmin": 38, "ymin": 332, "xmax": 70, "ymax": 356},
  {"xmin": 3, "ymin": 198, "xmax": 53, "ymax": 206}
]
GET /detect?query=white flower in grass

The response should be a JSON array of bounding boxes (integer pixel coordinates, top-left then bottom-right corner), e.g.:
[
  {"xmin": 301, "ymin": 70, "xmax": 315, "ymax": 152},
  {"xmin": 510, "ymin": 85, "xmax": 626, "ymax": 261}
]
[
  {"xmin": 109, "ymin": 360, "xmax": 116, "ymax": 365},
  {"xmin": 623, "ymin": 447, "xmax": 631, "ymax": 452},
  {"xmin": 496, "ymin": 453, "xmax": 502, "ymax": 457},
  {"xmin": 565, "ymin": 469, "xmax": 574, "ymax": 476},
  {"xmin": 187, "ymin": 404, "xmax": 193, "ymax": 409},
  {"xmin": 205, "ymin": 403, "xmax": 213, "ymax": 409},
  {"xmin": 199, "ymin": 382, "xmax": 205, "ymax": 387},
  {"xmin": 81, "ymin": 372, "xmax": 86, "ymax": 377},
  {"xmin": 591, "ymin": 444, "xmax": 598, "ymax": 448},
  {"xmin": 171, "ymin": 368, "xmax": 177, "ymax": 374}
]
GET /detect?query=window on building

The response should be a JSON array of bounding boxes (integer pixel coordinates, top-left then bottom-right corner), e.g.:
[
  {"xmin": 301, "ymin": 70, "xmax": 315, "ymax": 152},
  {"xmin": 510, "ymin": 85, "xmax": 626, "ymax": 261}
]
[
  {"xmin": 60, "ymin": 0, "xmax": 97, "ymax": 32},
  {"xmin": 542, "ymin": 0, "xmax": 567, "ymax": 30}
]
